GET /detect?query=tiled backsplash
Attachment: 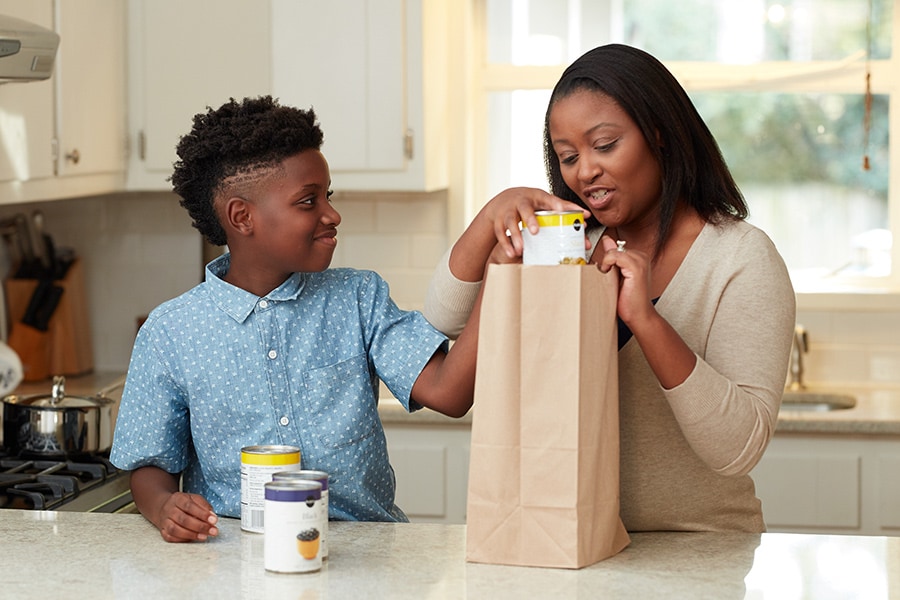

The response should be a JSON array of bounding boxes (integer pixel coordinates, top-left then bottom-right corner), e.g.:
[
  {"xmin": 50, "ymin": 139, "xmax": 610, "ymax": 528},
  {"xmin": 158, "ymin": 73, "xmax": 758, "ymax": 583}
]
[
  {"xmin": 0, "ymin": 189, "xmax": 448, "ymax": 372},
  {"xmin": 796, "ymin": 307, "xmax": 900, "ymax": 389},
  {"xmin": 2, "ymin": 189, "xmax": 898, "ymax": 389}
]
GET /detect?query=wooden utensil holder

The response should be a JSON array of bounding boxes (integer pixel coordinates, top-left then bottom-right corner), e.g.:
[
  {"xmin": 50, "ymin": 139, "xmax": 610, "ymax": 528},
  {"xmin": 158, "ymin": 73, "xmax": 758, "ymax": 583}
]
[{"xmin": 5, "ymin": 259, "xmax": 94, "ymax": 381}]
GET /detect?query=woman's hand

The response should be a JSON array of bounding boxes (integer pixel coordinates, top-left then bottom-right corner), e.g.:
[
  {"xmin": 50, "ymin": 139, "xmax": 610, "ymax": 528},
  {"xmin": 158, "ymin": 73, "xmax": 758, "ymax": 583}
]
[
  {"xmin": 597, "ymin": 235, "xmax": 654, "ymax": 326},
  {"xmin": 479, "ymin": 187, "xmax": 590, "ymax": 259}
]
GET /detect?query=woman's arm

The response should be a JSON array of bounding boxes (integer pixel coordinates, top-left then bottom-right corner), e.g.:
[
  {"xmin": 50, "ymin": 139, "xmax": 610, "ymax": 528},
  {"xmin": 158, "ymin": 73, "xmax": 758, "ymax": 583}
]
[{"xmin": 424, "ymin": 188, "xmax": 588, "ymax": 337}]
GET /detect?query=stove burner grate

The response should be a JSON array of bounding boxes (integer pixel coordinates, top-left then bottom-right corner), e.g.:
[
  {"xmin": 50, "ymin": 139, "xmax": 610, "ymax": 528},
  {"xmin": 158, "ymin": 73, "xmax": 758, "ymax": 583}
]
[{"xmin": 0, "ymin": 453, "xmax": 123, "ymax": 511}]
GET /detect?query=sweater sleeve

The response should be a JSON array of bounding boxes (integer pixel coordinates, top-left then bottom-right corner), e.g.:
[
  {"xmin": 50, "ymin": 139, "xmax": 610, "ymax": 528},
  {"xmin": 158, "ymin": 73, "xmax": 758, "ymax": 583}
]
[
  {"xmin": 661, "ymin": 224, "xmax": 796, "ymax": 476},
  {"xmin": 423, "ymin": 247, "xmax": 482, "ymax": 339}
]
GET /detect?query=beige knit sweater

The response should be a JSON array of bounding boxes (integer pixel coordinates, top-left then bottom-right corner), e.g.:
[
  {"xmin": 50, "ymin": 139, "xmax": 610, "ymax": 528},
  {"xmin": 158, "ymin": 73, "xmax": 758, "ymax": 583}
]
[{"xmin": 424, "ymin": 219, "xmax": 796, "ymax": 532}]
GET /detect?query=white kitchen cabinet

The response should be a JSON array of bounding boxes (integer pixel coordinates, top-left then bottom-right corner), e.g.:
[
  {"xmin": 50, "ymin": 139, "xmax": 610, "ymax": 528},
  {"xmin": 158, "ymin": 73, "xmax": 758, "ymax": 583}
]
[
  {"xmin": 53, "ymin": 1, "xmax": 126, "ymax": 183},
  {"xmin": 752, "ymin": 434, "xmax": 900, "ymax": 536},
  {"xmin": 0, "ymin": 0, "xmax": 126, "ymax": 203},
  {"xmin": 271, "ymin": 0, "xmax": 448, "ymax": 192},
  {"xmin": 127, "ymin": 0, "xmax": 447, "ymax": 192},
  {"xmin": 384, "ymin": 422, "xmax": 470, "ymax": 524},
  {"xmin": 125, "ymin": 0, "xmax": 272, "ymax": 190},
  {"xmin": 0, "ymin": 2, "xmax": 55, "ymax": 189}
]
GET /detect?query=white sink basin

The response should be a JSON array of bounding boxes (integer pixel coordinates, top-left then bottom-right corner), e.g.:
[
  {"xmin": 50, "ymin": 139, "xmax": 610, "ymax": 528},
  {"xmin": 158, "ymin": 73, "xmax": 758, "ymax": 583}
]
[{"xmin": 780, "ymin": 391, "xmax": 857, "ymax": 412}]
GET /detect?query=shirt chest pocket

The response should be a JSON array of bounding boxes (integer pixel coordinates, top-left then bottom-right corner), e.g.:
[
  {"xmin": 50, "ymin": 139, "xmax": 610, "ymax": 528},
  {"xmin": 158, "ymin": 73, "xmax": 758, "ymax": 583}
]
[{"xmin": 302, "ymin": 353, "xmax": 379, "ymax": 449}]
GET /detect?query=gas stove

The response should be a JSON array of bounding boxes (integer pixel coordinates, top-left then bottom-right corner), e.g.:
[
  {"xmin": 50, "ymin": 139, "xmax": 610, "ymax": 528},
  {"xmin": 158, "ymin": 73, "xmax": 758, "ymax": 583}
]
[{"xmin": 0, "ymin": 451, "xmax": 134, "ymax": 513}]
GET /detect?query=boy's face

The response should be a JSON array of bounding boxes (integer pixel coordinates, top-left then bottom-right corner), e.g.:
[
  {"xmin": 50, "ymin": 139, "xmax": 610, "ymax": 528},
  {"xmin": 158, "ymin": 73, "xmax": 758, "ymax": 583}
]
[{"xmin": 249, "ymin": 149, "xmax": 340, "ymax": 274}]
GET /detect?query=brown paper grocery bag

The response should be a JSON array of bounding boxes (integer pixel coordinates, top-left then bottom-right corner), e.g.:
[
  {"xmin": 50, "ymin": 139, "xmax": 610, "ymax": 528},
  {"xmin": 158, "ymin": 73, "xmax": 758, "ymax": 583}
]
[{"xmin": 465, "ymin": 264, "xmax": 630, "ymax": 569}]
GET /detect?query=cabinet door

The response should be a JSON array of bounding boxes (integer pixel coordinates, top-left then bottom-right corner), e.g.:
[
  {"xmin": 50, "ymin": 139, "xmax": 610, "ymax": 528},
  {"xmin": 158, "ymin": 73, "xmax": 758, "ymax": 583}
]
[
  {"xmin": 126, "ymin": 0, "xmax": 272, "ymax": 189},
  {"xmin": 271, "ymin": 0, "xmax": 406, "ymax": 173},
  {"xmin": 54, "ymin": 0, "xmax": 126, "ymax": 178},
  {"xmin": 271, "ymin": 0, "xmax": 448, "ymax": 191},
  {"xmin": 0, "ymin": 1, "xmax": 55, "ymax": 185},
  {"xmin": 384, "ymin": 423, "xmax": 471, "ymax": 524}
]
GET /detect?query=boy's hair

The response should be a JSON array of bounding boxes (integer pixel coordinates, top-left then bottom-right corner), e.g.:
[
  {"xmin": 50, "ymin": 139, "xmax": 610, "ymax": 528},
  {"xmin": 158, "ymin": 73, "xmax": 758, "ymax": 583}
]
[{"xmin": 171, "ymin": 95, "xmax": 325, "ymax": 246}]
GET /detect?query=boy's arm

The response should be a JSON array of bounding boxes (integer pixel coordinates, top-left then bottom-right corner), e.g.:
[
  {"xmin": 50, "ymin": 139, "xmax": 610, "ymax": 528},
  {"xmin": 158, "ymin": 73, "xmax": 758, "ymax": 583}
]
[{"xmin": 130, "ymin": 465, "xmax": 219, "ymax": 543}]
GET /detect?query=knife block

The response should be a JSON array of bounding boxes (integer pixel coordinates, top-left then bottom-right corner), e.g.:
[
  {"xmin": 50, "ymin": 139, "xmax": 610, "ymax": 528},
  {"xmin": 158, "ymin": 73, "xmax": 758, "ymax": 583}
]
[{"xmin": 4, "ymin": 259, "xmax": 94, "ymax": 382}]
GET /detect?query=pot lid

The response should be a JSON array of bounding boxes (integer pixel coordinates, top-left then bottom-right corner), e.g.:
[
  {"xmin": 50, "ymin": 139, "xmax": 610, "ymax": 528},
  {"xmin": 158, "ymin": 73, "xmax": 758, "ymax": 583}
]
[{"xmin": 3, "ymin": 375, "xmax": 105, "ymax": 409}]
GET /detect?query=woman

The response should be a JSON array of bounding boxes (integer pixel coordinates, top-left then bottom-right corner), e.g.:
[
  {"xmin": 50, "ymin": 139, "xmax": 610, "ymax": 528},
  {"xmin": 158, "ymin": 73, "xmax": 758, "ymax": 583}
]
[{"xmin": 425, "ymin": 44, "xmax": 796, "ymax": 532}]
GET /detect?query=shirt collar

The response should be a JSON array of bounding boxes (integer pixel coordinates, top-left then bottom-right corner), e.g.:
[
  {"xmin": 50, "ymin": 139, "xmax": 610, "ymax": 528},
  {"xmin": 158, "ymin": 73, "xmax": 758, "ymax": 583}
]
[{"xmin": 204, "ymin": 253, "xmax": 306, "ymax": 323}]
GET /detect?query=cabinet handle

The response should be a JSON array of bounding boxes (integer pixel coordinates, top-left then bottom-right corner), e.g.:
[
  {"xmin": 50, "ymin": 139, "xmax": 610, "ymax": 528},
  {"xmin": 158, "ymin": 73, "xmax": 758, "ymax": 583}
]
[
  {"xmin": 404, "ymin": 129, "xmax": 414, "ymax": 161},
  {"xmin": 65, "ymin": 149, "xmax": 81, "ymax": 165}
]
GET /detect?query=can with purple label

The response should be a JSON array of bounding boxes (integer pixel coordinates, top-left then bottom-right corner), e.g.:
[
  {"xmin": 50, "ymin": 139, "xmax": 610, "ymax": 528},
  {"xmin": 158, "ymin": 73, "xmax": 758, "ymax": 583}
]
[
  {"xmin": 264, "ymin": 480, "xmax": 323, "ymax": 573},
  {"xmin": 273, "ymin": 469, "xmax": 329, "ymax": 559}
]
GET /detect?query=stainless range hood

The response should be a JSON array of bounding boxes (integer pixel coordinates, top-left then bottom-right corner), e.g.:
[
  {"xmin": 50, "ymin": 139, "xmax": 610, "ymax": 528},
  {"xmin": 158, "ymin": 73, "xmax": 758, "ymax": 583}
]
[{"xmin": 0, "ymin": 14, "xmax": 59, "ymax": 83}]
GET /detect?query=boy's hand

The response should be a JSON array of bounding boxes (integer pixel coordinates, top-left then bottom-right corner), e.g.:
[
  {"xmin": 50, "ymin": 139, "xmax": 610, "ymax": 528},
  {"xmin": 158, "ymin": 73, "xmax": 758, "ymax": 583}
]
[
  {"xmin": 154, "ymin": 492, "xmax": 219, "ymax": 543},
  {"xmin": 129, "ymin": 466, "xmax": 219, "ymax": 543}
]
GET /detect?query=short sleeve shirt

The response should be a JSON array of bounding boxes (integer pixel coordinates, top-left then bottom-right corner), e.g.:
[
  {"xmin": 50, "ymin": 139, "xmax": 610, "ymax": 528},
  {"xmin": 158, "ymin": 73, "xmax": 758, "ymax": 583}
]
[{"xmin": 110, "ymin": 254, "xmax": 447, "ymax": 522}]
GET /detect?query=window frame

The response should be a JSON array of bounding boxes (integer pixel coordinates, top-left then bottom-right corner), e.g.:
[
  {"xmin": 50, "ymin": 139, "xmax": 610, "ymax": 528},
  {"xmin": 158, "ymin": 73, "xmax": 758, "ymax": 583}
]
[{"xmin": 460, "ymin": 0, "xmax": 900, "ymax": 308}]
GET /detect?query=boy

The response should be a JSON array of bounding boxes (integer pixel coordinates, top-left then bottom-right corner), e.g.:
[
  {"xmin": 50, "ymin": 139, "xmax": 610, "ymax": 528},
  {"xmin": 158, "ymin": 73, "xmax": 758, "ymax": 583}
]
[{"xmin": 110, "ymin": 96, "xmax": 482, "ymax": 542}]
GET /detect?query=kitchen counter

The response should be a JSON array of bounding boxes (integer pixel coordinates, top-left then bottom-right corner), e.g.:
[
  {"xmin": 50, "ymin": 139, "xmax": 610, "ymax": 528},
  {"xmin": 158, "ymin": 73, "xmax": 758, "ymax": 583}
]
[
  {"xmin": 12, "ymin": 373, "xmax": 899, "ymax": 436},
  {"xmin": 775, "ymin": 386, "xmax": 900, "ymax": 435},
  {"xmin": 380, "ymin": 386, "xmax": 900, "ymax": 436},
  {"xmin": 1, "ymin": 510, "xmax": 897, "ymax": 598},
  {"xmin": 9, "ymin": 370, "xmax": 126, "ymax": 398}
]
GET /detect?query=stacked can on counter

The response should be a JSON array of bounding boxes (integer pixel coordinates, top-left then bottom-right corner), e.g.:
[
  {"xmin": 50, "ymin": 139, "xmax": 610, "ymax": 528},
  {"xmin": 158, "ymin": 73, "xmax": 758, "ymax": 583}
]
[
  {"xmin": 521, "ymin": 210, "xmax": 587, "ymax": 265},
  {"xmin": 240, "ymin": 445, "xmax": 301, "ymax": 533},
  {"xmin": 273, "ymin": 470, "xmax": 329, "ymax": 559},
  {"xmin": 263, "ymin": 480, "xmax": 323, "ymax": 573}
]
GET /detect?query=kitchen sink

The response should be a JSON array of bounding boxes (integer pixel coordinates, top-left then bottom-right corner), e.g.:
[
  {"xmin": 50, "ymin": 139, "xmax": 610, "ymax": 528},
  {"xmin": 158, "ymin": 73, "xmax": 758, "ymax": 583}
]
[{"xmin": 779, "ymin": 391, "xmax": 857, "ymax": 412}]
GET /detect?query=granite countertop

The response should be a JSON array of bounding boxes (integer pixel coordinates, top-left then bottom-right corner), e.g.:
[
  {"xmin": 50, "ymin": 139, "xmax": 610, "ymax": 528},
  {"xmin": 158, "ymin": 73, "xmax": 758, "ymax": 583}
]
[
  {"xmin": 17, "ymin": 373, "xmax": 899, "ymax": 436},
  {"xmin": 380, "ymin": 385, "xmax": 900, "ymax": 436},
  {"xmin": 1, "ymin": 510, "xmax": 897, "ymax": 598},
  {"xmin": 775, "ymin": 386, "xmax": 900, "ymax": 435},
  {"xmin": 9, "ymin": 370, "xmax": 126, "ymax": 398}
]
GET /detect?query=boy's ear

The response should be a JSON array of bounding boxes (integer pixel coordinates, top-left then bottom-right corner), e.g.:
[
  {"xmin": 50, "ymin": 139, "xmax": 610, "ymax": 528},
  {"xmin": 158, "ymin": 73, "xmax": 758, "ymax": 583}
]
[{"xmin": 224, "ymin": 196, "xmax": 253, "ymax": 235}]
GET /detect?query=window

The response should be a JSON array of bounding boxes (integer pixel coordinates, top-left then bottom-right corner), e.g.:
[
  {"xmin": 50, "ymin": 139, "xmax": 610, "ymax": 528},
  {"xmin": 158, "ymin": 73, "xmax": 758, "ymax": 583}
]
[{"xmin": 475, "ymin": 0, "xmax": 896, "ymax": 294}]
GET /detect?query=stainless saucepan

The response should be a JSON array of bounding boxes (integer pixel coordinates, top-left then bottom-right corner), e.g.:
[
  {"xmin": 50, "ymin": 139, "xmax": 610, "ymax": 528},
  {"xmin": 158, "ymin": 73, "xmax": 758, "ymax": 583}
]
[{"xmin": 1, "ymin": 375, "xmax": 116, "ymax": 457}]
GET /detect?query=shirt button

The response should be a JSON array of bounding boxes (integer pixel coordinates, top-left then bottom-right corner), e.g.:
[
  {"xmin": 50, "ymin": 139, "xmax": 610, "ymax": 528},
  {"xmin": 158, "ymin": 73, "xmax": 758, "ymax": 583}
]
[
  {"xmin": 259, "ymin": 300, "xmax": 269, "ymax": 309},
  {"xmin": 267, "ymin": 349, "xmax": 277, "ymax": 359},
  {"xmin": 279, "ymin": 416, "xmax": 289, "ymax": 426}
]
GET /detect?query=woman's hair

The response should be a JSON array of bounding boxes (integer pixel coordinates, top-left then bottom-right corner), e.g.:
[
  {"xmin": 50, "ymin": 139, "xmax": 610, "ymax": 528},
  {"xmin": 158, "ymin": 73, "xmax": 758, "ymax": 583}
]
[
  {"xmin": 171, "ymin": 95, "xmax": 324, "ymax": 246},
  {"xmin": 543, "ymin": 44, "xmax": 747, "ymax": 255}
]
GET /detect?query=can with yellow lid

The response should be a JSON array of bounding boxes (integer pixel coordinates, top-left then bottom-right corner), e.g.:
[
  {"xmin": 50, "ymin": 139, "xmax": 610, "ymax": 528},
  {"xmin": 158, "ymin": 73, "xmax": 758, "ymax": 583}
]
[
  {"xmin": 240, "ymin": 445, "xmax": 301, "ymax": 533},
  {"xmin": 521, "ymin": 210, "xmax": 586, "ymax": 265}
]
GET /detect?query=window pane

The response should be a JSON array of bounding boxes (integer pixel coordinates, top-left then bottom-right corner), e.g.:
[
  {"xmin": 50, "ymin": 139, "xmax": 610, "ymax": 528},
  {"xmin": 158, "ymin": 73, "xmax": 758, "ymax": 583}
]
[
  {"xmin": 486, "ymin": 90, "xmax": 551, "ymax": 196},
  {"xmin": 694, "ymin": 92, "xmax": 890, "ymax": 280},
  {"xmin": 487, "ymin": 0, "xmax": 892, "ymax": 64}
]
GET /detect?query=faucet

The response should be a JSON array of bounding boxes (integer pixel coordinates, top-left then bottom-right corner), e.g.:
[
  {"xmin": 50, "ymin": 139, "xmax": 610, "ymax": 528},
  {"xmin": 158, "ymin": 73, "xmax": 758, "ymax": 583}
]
[{"xmin": 788, "ymin": 324, "xmax": 808, "ymax": 391}]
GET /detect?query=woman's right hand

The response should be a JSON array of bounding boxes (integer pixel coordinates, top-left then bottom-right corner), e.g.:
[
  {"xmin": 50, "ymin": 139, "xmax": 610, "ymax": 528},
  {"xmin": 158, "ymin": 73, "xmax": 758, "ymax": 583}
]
[
  {"xmin": 448, "ymin": 187, "xmax": 590, "ymax": 284},
  {"xmin": 478, "ymin": 187, "xmax": 590, "ymax": 259}
]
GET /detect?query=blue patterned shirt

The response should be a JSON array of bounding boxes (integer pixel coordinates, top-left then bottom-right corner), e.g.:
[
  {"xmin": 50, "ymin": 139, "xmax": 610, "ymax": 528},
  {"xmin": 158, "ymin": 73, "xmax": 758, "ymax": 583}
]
[{"xmin": 110, "ymin": 254, "xmax": 447, "ymax": 522}]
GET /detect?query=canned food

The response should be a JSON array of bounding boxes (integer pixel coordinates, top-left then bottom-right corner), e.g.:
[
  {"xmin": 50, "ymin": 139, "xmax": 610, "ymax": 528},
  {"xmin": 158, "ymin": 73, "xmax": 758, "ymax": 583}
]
[
  {"xmin": 240, "ymin": 445, "xmax": 301, "ymax": 533},
  {"xmin": 273, "ymin": 470, "xmax": 329, "ymax": 559},
  {"xmin": 521, "ymin": 210, "xmax": 586, "ymax": 265},
  {"xmin": 264, "ymin": 480, "xmax": 323, "ymax": 573}
]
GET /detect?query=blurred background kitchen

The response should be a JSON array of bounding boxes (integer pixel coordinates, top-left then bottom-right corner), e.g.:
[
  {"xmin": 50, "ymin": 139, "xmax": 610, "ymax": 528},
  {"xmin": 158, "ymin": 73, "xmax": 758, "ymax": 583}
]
[
  {"xmin": 1, "ymin": 0, "xmax": 899, "ymax": 528},
  {"xmin": 1, "ymin": 0, "xmax": 897, "ymax": 385}
]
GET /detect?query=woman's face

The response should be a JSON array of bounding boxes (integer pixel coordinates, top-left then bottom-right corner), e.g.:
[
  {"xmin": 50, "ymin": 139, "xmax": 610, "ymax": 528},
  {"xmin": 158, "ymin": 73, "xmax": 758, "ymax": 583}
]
[{"xmin": 548, "ymin": 89, "xmax": 662, "ymax": 230}]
